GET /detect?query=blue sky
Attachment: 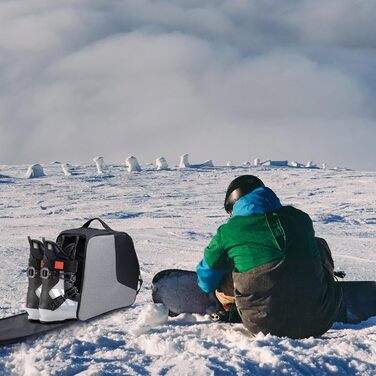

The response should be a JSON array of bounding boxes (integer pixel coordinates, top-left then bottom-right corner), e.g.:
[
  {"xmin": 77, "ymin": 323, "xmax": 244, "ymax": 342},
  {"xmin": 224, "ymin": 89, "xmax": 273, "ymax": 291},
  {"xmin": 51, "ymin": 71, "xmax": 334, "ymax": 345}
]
[{"xmin": 0, "ymin": 0, "xmax": 375, "ymax": 169}]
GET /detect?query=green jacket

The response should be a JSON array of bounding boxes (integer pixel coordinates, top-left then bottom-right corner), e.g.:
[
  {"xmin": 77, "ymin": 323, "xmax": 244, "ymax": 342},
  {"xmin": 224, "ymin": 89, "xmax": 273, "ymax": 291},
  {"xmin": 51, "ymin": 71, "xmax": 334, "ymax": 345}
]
[{"xmin": 204, "ymin": 206, "xmax": 321, "ymax": 273}]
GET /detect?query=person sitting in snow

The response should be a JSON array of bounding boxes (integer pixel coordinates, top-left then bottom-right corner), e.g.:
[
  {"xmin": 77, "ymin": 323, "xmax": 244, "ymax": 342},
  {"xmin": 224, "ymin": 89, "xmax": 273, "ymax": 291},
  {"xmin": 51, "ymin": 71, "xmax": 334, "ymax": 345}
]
[{"xmin": 196, "ymin": 175, "xmax": 342, "ymax": 339}]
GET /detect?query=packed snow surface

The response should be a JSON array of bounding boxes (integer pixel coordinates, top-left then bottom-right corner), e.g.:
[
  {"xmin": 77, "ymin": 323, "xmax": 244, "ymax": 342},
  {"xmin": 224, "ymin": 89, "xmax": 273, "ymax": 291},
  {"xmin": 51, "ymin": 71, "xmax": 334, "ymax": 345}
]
[{"xmin": 0, "ymin": 163, "xmax": 375, "ymax": 375}]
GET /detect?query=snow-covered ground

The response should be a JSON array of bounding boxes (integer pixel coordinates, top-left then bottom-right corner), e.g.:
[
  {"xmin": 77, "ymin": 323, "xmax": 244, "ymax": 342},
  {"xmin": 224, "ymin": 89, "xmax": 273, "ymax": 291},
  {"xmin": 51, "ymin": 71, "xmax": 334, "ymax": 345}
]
[{"xmin": 0, "ymin": 163, "xmax": 375, "ymax": 375}]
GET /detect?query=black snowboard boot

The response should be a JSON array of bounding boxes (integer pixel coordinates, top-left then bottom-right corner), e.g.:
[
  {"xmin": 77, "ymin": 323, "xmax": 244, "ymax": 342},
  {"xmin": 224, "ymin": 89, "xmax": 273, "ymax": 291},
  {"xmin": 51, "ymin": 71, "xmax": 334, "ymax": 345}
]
[
  {"xmin": 39, "ymin": 237, "xmax": 80, "ymax": 322},
  {"xmin": 210, "ymin": 303, "xmax": 242, "ymax": 323},
  {"xmin": 26, "ymin": 237, "xmax": 45, "ymax": 321}
]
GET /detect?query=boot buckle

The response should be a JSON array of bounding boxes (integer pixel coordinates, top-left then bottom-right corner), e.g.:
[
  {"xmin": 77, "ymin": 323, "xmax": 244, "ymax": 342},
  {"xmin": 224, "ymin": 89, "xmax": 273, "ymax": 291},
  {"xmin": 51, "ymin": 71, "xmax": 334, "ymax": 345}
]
[
  {"xmin": 40, "ymin": 267, "xmax": 52, "ymax": 279},
  {"xmin": 27, "ymin": 266, "xmax": 37, "ymax": 278}
]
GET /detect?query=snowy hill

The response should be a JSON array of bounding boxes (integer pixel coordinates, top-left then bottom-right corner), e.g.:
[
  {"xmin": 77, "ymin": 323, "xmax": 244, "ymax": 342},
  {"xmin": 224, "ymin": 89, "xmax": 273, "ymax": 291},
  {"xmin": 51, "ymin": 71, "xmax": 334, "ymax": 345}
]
[{"xmin": 0, "ymin": 163, "xmax": 375, "ymax": 375}]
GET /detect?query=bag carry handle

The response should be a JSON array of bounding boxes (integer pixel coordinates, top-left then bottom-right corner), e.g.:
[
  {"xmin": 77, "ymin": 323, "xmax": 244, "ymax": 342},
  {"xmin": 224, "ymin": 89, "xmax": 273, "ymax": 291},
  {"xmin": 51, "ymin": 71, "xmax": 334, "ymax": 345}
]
[{"xmin": 82, "ymin": 218, "xmax": 112, "ymax": 231}]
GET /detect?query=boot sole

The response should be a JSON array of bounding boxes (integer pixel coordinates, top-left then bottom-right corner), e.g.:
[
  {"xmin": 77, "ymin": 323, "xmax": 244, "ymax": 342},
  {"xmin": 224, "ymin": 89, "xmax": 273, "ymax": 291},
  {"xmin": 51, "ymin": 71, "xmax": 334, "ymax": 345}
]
[
  {"xmin": 39, "ymin": 301, "xmax": 78, "ymax": 322},
  {"xmin": 26, "ymin": 308, "xmax": 40, "ymax": 321}
]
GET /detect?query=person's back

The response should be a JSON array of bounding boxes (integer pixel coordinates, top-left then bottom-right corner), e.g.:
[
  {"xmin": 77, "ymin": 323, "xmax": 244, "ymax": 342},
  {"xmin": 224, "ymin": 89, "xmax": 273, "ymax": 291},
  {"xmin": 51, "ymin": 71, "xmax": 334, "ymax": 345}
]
[{"xmin": 197, "ymin": 175, "xmax": 342, "ymax": 338}]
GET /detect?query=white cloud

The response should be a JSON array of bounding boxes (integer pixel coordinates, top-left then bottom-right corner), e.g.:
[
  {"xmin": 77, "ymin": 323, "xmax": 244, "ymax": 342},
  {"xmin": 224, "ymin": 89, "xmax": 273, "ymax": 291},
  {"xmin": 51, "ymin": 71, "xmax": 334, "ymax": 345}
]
[{"xmin": 0, "ymin": 0, "xmax": 375, "ymax": 169}]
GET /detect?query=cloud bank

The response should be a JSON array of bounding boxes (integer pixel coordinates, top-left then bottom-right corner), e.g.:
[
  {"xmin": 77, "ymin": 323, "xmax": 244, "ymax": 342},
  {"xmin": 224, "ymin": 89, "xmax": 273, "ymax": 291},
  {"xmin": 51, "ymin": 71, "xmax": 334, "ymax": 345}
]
[{"xmin": 0, "ymin": 0, "xmax": 375, "ymax": 169}]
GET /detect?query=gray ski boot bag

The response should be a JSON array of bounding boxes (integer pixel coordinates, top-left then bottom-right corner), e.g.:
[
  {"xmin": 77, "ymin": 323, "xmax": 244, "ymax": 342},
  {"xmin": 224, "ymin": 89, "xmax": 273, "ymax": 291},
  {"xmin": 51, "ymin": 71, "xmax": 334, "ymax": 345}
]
[{"xmin": 56, "ymin": 218, "xmax": 142, "ymax": 320}]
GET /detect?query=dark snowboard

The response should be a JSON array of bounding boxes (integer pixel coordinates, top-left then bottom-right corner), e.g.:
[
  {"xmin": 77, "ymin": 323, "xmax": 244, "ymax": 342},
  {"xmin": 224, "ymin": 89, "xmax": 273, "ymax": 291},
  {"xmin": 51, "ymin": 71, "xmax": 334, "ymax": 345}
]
[
  {"xmin": 0, "ymin": 307, "xmax": 126, "ymax": 347},
  {"xmin": 152, "ymin": 269, "xmax": 376, "ymax": 324},
  {"xmin": 0, "ymin": 313, "xmax": 76, "ymax": 346}
]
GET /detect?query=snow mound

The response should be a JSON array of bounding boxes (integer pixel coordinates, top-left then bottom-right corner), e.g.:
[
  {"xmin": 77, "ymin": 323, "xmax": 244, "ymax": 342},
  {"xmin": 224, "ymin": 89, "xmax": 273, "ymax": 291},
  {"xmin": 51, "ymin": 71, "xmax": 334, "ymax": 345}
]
[
  {"xmin": 131, "ymin": 303, "xmax": 168, "ymax": 335},
  {"xmin": 262, "ymin": 160, "xmax": 288, "ymax": 167},
  {"xmin": 156, "ymin": 157, "xmax": 168, "ymax": 170},
  {"xmin": 290, "ymin": 161, "xmax": 305, "ymax": 168},
  {"xmin": 126, "ymin": 156, "xmax": 141, "ymax": 172},
  {"xmin": 179, "ymin": 154, "xmax": 190, "ymax": 168},
  {"xmin": 61, "ymin": 163, "xmax": 72, "ymax": 176},
  {"xmin": 199, "ymin": 160, "xmax": 214, "ymax": 168},
  {"xmin": 93, "ymin": 156, "xmax": 104, "ymax": 174},
  {"xmin": 306, "ymin": 161, "xmax": 318, "ymax": 168},
  {"xmin": 179, "ymin": 154, "xmax": 214, "ymax": 169},
  {"xmin": 25, "ymin": 164, "xmax": 45, "ymax": 178},
  {"xmin": 289, "ymin": 160, "xmax": 323, "ymax": 169}
]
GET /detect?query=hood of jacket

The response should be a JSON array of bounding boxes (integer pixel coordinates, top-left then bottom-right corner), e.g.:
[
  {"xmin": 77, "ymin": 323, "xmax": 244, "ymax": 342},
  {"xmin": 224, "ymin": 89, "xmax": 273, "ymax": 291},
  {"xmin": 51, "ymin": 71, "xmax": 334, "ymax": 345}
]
[{"xmin": 232, "ymin": 187, "xmax": 282, "ymax": 217}]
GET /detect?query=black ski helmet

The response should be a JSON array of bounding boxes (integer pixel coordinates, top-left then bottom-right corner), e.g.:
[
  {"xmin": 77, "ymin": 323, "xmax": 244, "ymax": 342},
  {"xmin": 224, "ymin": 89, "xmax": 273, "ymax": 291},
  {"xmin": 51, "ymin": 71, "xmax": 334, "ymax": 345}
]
[{"xmin": 224, "ymin": 175, "xmax": 265, "ymax": 213}]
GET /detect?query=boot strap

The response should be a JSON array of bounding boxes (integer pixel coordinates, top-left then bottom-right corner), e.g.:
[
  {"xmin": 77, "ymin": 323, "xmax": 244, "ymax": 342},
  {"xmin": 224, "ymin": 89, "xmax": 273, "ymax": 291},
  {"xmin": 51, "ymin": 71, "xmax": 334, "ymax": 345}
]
[
  {"xmin": 40, "ymin": 260, "xmax": 78, "ymax": 279},
  {"xmin": 50, "ymin": 287, "xmax": 79, "ymax": 310}
]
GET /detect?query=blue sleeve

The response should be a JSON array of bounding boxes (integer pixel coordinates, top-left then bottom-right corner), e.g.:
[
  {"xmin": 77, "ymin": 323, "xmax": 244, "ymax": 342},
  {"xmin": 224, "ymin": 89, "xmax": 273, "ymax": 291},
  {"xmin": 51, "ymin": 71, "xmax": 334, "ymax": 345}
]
[{"xmin": 196, "ymin": 258, "xmax": 228, "ymax": 293}]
